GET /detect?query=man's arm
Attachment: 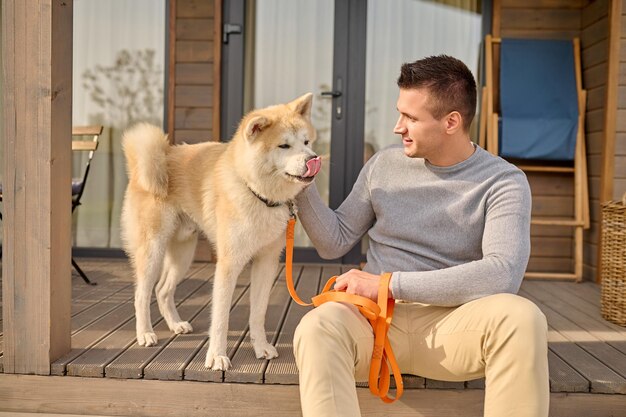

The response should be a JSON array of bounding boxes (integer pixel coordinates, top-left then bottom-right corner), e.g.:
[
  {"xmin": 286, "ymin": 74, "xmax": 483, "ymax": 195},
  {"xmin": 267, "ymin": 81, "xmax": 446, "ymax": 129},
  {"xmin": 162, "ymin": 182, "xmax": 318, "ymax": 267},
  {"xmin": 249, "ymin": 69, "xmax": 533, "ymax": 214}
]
[
  {"xmin": 295, "ymin": 155, "xmax": 379, "ymax": 259},
  {"xmin": 390, "ymin": 172, "xmax": 532, "ymax": 306}
]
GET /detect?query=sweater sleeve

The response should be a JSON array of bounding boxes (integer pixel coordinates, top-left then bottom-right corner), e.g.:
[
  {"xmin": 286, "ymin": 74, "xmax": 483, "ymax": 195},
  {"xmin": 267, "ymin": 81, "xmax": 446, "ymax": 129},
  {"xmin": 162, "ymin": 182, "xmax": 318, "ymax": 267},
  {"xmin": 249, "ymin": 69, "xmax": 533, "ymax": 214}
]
[
  {"xmin": 391, "ymin": 171, "xmax": 532, "ymax": 306},
  {"xmin": 295, "ymin": 155, "xmax": 378, "ymax": 259}
]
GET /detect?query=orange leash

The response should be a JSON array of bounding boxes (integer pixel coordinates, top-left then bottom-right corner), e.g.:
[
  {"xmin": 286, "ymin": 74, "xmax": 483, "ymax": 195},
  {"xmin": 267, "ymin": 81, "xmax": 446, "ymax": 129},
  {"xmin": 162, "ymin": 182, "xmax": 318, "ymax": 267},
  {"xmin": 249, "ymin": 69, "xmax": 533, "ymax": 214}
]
[{"xmin": 285, "ymin": 218, "xmax": 404, "ymax": 403}]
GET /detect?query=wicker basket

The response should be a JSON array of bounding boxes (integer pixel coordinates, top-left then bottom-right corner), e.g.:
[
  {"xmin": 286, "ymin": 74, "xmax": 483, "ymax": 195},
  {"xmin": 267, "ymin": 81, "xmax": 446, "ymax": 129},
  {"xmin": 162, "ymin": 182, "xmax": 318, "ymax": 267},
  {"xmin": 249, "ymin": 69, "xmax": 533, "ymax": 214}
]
[{"xmin": 600, "ymin": 193, "xmax": 626, "ymax": 326}]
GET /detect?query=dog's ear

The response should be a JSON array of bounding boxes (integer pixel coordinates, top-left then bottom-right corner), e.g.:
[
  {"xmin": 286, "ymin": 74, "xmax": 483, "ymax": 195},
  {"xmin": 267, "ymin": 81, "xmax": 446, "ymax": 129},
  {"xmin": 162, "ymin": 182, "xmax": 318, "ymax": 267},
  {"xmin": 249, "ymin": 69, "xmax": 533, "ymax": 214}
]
[
  {"xmin": 289, "ymin": 93, "xmax": 313, "ymax": 119},
  {"xmin": 244, "ymin": 116, "xmax": 271, "ymax": 141}
]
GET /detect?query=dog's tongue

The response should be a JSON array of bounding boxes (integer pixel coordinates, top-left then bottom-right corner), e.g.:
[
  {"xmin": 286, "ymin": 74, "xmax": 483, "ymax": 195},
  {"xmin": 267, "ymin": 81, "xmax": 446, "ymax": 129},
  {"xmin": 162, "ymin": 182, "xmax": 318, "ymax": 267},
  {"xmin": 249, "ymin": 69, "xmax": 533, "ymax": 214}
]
[{"xmin": 304, "ymin": 157, "xmax": 322, "ymax": 177}]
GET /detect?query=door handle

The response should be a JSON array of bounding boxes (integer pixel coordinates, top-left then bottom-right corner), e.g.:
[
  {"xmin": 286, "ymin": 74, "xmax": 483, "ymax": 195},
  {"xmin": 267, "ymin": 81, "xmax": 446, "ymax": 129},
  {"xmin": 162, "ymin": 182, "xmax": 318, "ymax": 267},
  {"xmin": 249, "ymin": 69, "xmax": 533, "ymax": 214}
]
[
  {"xmin": 321, "ymin": 90, "xmax": 342, "ymax": 98},
  {"xmin": 223, "ymin": 23, "xmax": 242, "ymax": 44}
]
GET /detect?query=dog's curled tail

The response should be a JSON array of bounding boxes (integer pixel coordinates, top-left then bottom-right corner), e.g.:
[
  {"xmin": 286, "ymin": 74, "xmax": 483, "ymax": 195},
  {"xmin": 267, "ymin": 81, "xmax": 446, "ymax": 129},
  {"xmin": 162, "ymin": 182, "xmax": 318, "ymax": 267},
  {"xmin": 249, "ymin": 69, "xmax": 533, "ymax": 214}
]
[{"xmin": 122, "ymin": 123, "xmax": 170, "ymax": 198}]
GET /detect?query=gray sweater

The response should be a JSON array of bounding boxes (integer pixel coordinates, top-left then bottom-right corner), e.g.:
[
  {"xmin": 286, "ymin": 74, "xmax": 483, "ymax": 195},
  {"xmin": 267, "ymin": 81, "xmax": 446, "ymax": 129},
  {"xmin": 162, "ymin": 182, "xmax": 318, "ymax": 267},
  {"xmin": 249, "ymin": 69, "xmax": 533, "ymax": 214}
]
[{"xmin": 295, "ymin": 144, "xmax": 532, "ymax": 306}]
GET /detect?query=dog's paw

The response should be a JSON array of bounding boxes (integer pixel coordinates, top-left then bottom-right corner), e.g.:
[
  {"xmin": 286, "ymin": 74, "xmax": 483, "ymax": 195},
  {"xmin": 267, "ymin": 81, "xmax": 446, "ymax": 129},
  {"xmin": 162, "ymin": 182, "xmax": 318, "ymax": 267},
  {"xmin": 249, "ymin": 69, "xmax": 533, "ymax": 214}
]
[
  {"xmin": 253, "ymin": 341, "xmax": 279, "ymax": 360},
  {"xmin": 170, "ymin": 321, "xmax": 193, "ymax": 335},
  {"xmin": 205, "ymin": 351, "xmax": 232, "ymax": 371},
  {"xmin": 137, "ymin": 332, "xmax": 158, "ymax": 347}
]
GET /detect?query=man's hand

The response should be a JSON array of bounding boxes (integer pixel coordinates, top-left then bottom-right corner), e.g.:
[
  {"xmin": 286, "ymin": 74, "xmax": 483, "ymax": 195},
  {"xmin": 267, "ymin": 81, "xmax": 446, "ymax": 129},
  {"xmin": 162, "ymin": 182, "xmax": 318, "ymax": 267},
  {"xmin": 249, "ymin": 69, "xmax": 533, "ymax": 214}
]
[{"xmin": 334, "ymin": 269, "xmax": 394, "ymax": 301}]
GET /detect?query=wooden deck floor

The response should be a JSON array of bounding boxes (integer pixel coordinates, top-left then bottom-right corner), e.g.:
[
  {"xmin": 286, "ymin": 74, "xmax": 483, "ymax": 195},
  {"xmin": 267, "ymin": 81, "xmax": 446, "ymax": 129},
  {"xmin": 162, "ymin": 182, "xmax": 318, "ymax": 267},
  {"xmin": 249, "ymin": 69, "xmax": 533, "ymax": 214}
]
[{"xmin": 1, "ymin": 257, "xmax": 626, "ymax": 414}]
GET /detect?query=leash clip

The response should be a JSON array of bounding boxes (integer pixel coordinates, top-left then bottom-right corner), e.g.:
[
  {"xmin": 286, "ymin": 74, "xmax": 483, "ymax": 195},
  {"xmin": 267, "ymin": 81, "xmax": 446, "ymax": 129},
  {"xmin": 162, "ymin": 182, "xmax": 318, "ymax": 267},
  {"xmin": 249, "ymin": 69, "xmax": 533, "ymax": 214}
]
[{"xmin": 287, "ymin": 200, "xmax": 297, "ymax": 219}]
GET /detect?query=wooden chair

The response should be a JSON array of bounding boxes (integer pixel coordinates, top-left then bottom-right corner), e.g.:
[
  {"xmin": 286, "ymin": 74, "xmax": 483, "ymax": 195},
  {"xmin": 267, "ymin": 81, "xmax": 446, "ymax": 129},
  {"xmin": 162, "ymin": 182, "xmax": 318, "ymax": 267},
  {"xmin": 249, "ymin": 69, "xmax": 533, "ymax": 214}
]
[
  {"xmin": 69, "ymin": 125, "xmax": 104, "ymax": 285},
  {"xmin": 0, "ymin": 125, "xmax": 103, "ymax": 285},
  {"xmin": 480, "ymin": 35, "xmax": 589, "ymax": 282}
]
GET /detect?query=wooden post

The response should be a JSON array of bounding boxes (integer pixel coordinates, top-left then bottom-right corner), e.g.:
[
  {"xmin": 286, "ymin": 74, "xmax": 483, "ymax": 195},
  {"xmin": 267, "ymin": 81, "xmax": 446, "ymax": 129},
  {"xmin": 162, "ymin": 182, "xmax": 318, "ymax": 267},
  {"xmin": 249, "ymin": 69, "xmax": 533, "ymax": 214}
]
[
  {"xmin": 2, "ymin": 0, "xmax": 73, "ymax": 374},
  {"xmin": 597, "ymin": 0, "xmax": 623, "ymax": 282},
  {"xmin": 167, "ymin": 0, "xmax": 176, "ymax": 143}
]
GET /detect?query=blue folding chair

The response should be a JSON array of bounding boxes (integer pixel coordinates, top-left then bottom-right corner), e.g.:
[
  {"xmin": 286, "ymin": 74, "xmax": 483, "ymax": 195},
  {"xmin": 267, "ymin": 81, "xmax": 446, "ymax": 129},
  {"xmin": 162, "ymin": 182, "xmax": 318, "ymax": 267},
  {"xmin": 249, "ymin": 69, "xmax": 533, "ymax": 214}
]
[{"xmin": 481, "ymin": 35, "xmax": 589, "ymax": 281}]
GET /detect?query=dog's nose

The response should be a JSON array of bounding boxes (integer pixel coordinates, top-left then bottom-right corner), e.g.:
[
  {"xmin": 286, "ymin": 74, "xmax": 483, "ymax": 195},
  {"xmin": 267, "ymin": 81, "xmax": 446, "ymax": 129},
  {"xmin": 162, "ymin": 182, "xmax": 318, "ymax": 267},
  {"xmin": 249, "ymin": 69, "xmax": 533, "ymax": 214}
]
[{"xmin": 303, "ymin": 156, "xmax": 322, "ymax": 177}]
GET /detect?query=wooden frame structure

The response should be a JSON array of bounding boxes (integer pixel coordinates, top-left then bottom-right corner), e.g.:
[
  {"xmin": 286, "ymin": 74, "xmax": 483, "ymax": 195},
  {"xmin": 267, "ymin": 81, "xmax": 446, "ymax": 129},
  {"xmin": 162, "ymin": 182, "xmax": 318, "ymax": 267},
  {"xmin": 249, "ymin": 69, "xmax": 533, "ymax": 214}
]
[
  {"xmin": 480, "ymin": 35, "xmax": 590, "ymax": 282},
  {"xmin": 2, "ymin": 0, "xmax": 73, "ymax": 374}
]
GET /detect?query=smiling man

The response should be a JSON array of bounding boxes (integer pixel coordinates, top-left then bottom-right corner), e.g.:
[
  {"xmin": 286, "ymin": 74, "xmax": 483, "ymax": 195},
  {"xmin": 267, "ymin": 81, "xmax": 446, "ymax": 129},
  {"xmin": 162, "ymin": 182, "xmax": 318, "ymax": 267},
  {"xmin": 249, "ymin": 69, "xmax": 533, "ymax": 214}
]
[{"xmin": 293, "ymin": 55, "xmax": 549, "ymax": 417}]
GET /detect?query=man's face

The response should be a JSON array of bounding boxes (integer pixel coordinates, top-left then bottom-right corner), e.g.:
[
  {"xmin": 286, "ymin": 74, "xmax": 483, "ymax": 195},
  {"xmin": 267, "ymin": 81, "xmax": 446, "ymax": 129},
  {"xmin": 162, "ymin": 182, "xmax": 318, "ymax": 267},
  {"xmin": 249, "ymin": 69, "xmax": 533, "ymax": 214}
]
[{"xmin": 393, "ymin": 88, "xmax": 446, "ymax": 159}]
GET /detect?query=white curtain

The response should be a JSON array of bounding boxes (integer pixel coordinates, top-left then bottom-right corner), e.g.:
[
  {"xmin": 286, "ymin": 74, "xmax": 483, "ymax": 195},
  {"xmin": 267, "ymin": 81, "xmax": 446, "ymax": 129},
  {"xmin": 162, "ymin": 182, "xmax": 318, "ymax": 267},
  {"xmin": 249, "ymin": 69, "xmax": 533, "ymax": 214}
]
[
  {"xmin": 365, "ymin": 0, "xmax": 482, "ymax": 153},
  {"xmin": 72, "ymin": 0, "xmax": 165, "ymax": 248}
]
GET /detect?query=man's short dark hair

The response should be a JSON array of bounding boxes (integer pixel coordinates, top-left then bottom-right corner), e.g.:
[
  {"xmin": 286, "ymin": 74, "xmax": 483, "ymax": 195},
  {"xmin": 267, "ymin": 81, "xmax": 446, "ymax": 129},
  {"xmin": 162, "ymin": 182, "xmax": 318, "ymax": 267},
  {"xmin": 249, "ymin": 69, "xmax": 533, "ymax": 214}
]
[{"xmin": 397, "ymin": 55, "xmax": 477, "ymax": 131}]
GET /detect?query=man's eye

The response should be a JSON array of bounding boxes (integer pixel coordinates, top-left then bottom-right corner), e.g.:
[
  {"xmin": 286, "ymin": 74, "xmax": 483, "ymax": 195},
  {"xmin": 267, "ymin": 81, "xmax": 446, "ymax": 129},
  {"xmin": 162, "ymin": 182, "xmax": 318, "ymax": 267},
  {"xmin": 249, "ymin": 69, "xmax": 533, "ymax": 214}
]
[{"xmin": 279, "ymin": 144, "xmax": 291, "ymax": 149}]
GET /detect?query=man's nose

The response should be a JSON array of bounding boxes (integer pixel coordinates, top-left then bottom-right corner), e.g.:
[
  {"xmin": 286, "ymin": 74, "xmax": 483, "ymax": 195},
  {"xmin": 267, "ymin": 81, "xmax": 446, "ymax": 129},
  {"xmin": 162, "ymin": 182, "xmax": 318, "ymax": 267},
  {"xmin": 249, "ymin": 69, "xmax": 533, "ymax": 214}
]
[{"xmin": 393, "ymin": 119, "xmax": 406, "ymax": 134}]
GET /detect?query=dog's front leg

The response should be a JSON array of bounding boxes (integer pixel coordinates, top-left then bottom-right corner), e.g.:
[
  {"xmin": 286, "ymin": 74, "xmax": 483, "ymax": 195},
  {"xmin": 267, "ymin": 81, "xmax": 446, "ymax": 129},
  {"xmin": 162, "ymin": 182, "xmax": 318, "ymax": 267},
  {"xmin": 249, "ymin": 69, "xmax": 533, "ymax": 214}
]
[
  {"xmin": 248, "ymin": 238, "xmax": 283, "ymax": 360},
  {"xmin": 205, "ymin": 257, "xmax": 245, "ymax": 371}
]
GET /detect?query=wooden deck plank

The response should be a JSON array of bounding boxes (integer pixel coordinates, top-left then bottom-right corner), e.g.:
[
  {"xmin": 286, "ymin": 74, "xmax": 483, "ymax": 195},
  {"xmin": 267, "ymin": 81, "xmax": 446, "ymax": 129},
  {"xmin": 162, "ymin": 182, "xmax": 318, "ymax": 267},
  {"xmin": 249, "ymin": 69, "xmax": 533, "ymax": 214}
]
[
  {"xmin": 66, "ymin": 271, "xmax": 209, "ymax": 377},
  {"xmin": 425, "ymin": 379, "xmax": 465, "ymax": 389},
  {"xmin": 51, "ymin": 301, "xmax": 141, "ymax": 375},
  {"xmin": 104, "ymin": 266, "xmax": 216, "ymax": 379},
  {"xmin": 224, "ymin": 266, "xmax": 302, "ymax": 383},
  {"xmin": 263, "ymin": 264, "xmax": 324, "ymax": 384},
  {"xmin": 545, "ymin": 324, "xmax": 625, "ymax": 394},
  {"xmin": 465, "ymin": 378, "xmax": 485, "ymax": 389},
  {"xmin": 51, "ymin": 265, "xmax": 206, "ymax": 375},
  {"xmin": 150, "ymin": 267, "xmax": 254, "ymax": 381},
  {"xmin": 548, "ymin": 350, "xmax": 590, "ymax": 392},
  {"xmin": 520, "ymin": 289, "xmax": 626, "ymax": 394},
  {"xmin": 523, "ymin": 282, "xmax": 626, "ymax": 365},
  {"xmin": 534, "ymin": 281, "xmax": 626, "ymax": 339},
  {"xmin": 68, "ymin": 259, "xmax": 134, "ymax": 314},
  {"xmin": 69, "ymin": 285, "xmax": 135, "ymax": 335}
]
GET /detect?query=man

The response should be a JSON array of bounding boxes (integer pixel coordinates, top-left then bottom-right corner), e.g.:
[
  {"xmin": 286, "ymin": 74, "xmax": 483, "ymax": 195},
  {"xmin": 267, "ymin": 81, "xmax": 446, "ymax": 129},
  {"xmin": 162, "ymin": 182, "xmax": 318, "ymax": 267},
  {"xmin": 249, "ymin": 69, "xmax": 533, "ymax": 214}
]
[{"xmin": 293, "ymin": 55, "xmax": 549, "ymax": 417}]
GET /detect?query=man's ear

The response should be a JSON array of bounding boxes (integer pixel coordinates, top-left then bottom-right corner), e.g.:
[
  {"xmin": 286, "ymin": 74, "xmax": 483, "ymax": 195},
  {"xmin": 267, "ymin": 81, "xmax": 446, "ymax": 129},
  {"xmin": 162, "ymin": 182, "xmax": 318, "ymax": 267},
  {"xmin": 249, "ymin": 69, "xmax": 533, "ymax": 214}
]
[
  {"xmin": 244, "ymin": 116, "xmax": 271, "ymax": 141},
  {"xmin": 289, "ymin": 93, "xmax": 313, "ymax": 119},
  {"xmin": 445, "ymin": 111, "xmax": 463, "ymax": 134}
]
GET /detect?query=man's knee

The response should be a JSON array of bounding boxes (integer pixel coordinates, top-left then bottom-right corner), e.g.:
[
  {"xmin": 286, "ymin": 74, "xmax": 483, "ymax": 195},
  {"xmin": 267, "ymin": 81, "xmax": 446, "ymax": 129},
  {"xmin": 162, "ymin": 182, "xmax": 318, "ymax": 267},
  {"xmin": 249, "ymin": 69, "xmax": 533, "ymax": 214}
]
[
  {"xmin": 484, "ymin": 293, "xmax": 548, "ymax": 346},
  {"xmin": 294, "ymin": 302, "xmax": 371, "ymax": 360}
]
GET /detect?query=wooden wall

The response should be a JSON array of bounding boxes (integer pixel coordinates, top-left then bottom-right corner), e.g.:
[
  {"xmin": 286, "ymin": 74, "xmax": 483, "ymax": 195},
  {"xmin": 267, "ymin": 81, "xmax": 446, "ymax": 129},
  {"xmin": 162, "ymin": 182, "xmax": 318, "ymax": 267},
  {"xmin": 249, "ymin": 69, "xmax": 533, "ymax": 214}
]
[
  {"xmin": 616, "ymin": 1, "xmax": 626, "ymax": 200},
  {"xmin": 168, "ymin": 0, "xmax": 221, "ymax": 261},
  {"xmin": 168, "ymin": 0, "xmax": 221, "ymax": 144},
  {"xmin": 582, "ymin": 0, "xmax": 610, "ymax": 281}
]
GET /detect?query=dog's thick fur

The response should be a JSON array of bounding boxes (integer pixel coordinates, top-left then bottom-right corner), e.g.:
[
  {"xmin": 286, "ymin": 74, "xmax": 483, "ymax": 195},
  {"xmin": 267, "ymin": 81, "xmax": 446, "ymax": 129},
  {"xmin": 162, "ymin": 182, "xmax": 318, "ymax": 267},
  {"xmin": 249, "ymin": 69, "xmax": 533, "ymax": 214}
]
[{"xmin": 121, "ymin": 94, "xmax": 318, "ymax": 370}]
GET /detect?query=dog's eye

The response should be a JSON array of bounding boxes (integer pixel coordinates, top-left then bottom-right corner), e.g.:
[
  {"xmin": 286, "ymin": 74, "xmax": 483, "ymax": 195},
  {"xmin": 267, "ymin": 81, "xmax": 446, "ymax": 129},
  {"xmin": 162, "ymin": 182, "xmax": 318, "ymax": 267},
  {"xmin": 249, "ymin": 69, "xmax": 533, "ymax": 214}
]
[
  {"xmin": 304, "ymin": 140, "xmax": 310, "ymax": 145},
  {"xmin": 279, "ymin": 144, "xmax": 291, "ymax": 149}
]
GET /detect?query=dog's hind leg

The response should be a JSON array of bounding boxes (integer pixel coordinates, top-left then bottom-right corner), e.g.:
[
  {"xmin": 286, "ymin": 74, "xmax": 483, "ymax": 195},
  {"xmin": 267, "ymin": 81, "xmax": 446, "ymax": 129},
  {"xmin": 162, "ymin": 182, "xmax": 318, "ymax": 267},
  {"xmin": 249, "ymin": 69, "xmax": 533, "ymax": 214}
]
[
  {"xmin": 205, "ymin": 253, "xmax": 247, "ymax": 371},
  {"xmin": 134, "ymin": 236, "xmax": 169, "ymax": 347},
  {"xmin": 156, "ymin": 226, "xmax": 198, "ymax": 335},
  {"xmin": 248, "ymin": 238, "xmax": 283, "ymax": 360}
]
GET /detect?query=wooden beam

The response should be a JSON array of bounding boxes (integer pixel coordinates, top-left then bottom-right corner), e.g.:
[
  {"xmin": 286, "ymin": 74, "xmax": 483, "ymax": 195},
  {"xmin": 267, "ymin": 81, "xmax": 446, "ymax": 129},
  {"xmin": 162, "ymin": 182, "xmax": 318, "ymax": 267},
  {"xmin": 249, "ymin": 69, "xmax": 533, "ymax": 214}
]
[
  {"xmin": 0, "ymin": 374, "xmax": 625, "ymax": 417},
  {"xmin": 492, "ymin": 0, "xmax": 501, "ymax": 37},
  {"xmin": 213, "ymin": 0, "xmax": 222, "ymax": 141},
  {"xmin": 1, "ymin": 0, "xmax": 72, "ymax": 374},
  {"xmin": 597, "ymin": 0, "xmax": 622, "ymax": 282},
  {"xmin": 167, "ymin": 0, "xmax": 177, "ymax": 143}
]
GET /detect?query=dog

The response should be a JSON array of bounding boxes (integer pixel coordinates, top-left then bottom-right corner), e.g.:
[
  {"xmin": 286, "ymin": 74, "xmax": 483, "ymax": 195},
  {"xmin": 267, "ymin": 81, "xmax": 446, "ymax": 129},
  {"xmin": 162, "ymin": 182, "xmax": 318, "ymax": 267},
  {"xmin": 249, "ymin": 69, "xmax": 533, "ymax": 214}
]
[{"xmin": 121, "ymin": 93, "xmax": 321, "ymax": 370}]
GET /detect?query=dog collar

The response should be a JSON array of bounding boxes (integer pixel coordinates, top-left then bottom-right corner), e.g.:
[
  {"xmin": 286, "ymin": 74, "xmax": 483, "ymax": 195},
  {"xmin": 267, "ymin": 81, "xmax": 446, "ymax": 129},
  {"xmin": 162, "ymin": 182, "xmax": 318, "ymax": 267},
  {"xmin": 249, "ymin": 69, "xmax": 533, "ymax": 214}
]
[{"xmin": 247, "ymin": 186, "xmax": 283, "ymax": 208}]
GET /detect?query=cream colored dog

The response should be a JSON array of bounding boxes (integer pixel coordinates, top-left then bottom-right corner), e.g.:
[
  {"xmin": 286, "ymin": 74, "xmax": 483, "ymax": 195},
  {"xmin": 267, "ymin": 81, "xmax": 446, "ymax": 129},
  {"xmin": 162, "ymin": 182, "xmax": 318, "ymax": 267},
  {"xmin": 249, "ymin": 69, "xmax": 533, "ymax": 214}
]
[{"xmin": 121, "ymin": 94, "xmax": 320, "ymax": 371}]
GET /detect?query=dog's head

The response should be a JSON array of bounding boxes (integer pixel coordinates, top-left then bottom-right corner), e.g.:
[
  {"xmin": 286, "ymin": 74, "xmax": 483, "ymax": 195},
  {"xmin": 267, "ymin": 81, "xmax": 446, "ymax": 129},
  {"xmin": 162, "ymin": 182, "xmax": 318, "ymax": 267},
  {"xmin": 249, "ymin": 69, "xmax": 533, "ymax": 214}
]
[{"xmin": 234, "ymin": 93, "xmax": 321, "ymax": 195}]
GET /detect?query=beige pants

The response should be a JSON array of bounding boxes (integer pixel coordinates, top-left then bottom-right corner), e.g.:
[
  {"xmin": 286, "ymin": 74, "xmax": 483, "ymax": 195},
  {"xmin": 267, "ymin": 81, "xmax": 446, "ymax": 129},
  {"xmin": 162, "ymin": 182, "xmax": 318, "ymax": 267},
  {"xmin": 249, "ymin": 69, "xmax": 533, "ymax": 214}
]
[{"xmin": 294, "ymin": 293, "xmax": 549, "ymax": 417}]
